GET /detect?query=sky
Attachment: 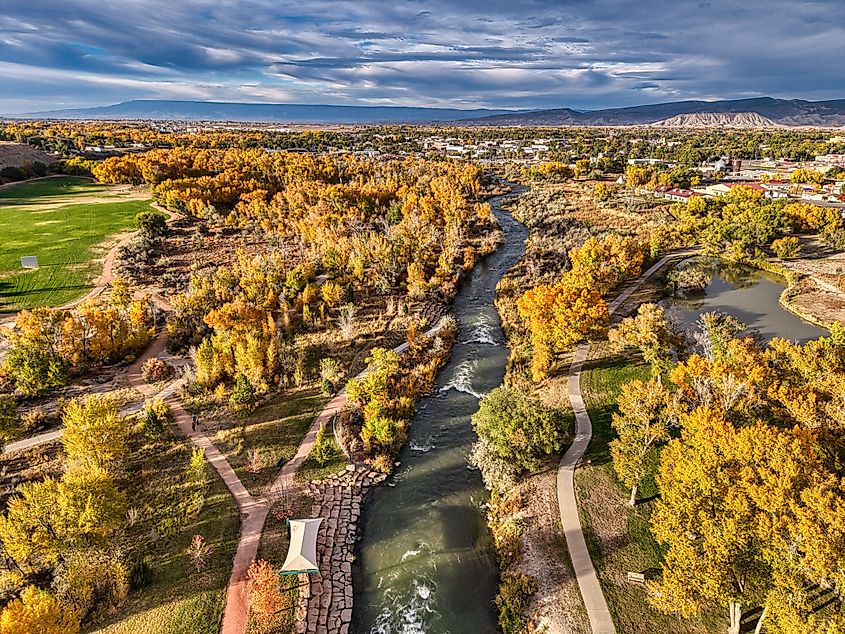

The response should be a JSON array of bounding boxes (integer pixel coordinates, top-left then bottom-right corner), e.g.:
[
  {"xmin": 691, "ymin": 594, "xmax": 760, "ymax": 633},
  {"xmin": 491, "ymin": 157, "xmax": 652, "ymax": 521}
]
[{"xmin": 2, "ymin": 0, "xmax": 845, "ymax": 114}]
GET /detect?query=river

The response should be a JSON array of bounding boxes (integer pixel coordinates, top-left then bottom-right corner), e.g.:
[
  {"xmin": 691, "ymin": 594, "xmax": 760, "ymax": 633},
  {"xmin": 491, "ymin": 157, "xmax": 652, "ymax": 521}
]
[
  {"xmin": 353, "ymin": 190, "xmax": 528, "ymax": 633},
  {"xmin": 661, "ymin": 257, "xmax": 826, "ymax": 343}
]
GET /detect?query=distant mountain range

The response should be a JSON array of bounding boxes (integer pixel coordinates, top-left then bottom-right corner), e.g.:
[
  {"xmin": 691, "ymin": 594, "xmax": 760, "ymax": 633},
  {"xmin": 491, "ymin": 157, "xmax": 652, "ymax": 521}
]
[
  {"xmin": 17, "ymin": 100, "xmax": 514, "ymax": 124},
  {"xmin": 11, "ymin": 97, "xmax": 845, "ymax": 127},
  {"xmin": 464, "ymin": 97, "xmax": 845, "ymax": 127}
]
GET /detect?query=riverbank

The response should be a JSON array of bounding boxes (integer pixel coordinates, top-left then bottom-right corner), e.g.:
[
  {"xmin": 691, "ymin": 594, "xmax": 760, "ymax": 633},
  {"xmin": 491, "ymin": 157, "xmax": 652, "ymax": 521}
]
[
  {"xmin": 353, "ymin": 187, "xmax": 528, "ymax": 633},
  {"xmin": 484, "ymin": 180, "xmax": 673, "ymax": 632}
]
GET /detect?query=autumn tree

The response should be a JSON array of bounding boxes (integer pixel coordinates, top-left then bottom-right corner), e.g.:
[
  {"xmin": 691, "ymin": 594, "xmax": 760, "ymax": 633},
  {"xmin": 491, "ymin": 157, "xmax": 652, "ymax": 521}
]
[
  {"xmin": 770, "ymin": 236, "xmax": 800, "ymax": 259},
  {"xmin": 566, "ymin": 234, "xmax": 644, "ymax": 295},
  {"xmin": 608, "ymin": 303, "xmax": 682, "ymax": 374},
  {"xmin": 0, "ymin": 586, "xmax": 80, "ymax": 634},
  {"xmin": 248, "ymin": 559, "xmax": 286, "ymax": 631},
  {"xmin": 61, "ymin": 396, "xmax": 127, "ymax": 475},
  {"xmin": 610, "ymin": 378, "xmax": 674, "ymax": 506},
  {"xmin": 1, "ymin": 309, "xmax": 68, "ymax": 396},
  {"xmin": 517, "ymin": 283, "xmax": 608, "ymax": 380},
  {"xmin": 650, "ymin": 408, "xmax": 770, "ymax": 634}
]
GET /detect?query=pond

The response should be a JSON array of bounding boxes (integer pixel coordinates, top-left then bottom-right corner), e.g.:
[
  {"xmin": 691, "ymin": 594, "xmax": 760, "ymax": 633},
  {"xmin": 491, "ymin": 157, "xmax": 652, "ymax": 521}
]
[{"xmin": 661, "ymin": 257, "xmax": 826, "ymax": 343}]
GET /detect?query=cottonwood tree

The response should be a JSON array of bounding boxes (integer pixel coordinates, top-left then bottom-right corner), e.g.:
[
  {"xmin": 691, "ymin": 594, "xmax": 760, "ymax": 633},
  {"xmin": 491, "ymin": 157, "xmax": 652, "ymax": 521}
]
[
  {"xmin": 610, "ymin": 378, "xmax": 674, "ymax": 506},
  {"xmin": 651, "ymin": 407, "xmax": 845, "ymax": 634},
  {"xmin": 608, "ymin": 303, "xmax": 682, "ymax": 374},
  {"xmin": 650, "ymin": 408, "xmax": 770, "ymax": 634},
  {"xmin": 0, "ymin": 586, "xmax": 80, "ymax": 634},
  {"xmin": 517, "ymin": 283, "xmax": 608, "ymax": 381},
  {"xmin": 61, "ymin": 396, "xmax": 127, "ymax": 476}
]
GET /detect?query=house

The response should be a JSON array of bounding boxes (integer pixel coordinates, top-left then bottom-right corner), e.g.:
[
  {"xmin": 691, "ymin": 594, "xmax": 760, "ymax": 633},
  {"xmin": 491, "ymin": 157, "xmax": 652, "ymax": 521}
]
[
  {"xmin": 762, "ymin": 181, "xmax": 789, "ymax": 198},
  {"xmin": 664, "ymin": 188, "xmax": 702, "ymax": 203}
]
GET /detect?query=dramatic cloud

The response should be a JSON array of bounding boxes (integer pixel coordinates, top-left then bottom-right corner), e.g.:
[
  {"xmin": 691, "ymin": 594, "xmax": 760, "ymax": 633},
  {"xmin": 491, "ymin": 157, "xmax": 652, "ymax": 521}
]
[{"xmin": 1, "ymin": 0, "xmax": 844, "ymax": 113}]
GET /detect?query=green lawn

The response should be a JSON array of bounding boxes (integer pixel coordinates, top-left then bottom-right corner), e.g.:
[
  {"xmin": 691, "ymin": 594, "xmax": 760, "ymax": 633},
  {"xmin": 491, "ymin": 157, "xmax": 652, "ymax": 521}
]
[
  {"xmin": 214, "ymin": 386, "xmax": 329, "ymax": 495},
  {"xmin": 576, "ymin": 344, "xmax": 723, "ymax": 634},
  {"xmin": 0, "ymin": 176, "xmax": 150, "ymax": 311}
]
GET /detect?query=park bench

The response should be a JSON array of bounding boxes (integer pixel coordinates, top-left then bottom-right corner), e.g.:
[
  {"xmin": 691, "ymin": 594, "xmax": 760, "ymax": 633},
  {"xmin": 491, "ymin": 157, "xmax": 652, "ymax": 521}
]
[{"xmin": 626, "ymin": 571, "xmax": 647, "ymax": 584}]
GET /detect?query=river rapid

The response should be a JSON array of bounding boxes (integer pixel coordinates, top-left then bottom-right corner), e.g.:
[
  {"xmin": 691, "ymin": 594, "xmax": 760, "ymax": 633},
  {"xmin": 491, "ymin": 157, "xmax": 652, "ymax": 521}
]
[{"xmin": 353, "ymin": 189, "xmax": 528, "ymax": 634}]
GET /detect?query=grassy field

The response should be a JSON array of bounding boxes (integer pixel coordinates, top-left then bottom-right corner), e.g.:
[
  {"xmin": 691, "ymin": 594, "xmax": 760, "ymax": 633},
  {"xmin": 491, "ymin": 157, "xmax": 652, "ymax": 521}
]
[
  {"xmin": 213, "ymin": 386, "xmax": 329, "ymax": 495},
  {"xmin": 86, "ymin": 423, "xmax": 240, "ymax": 634},
  {"xmin": 0, "ymin": 176, "xmax": 151, "ymax": 311},
  {"xmin": 576, "ymin": 343, "xmax": 723, "ymax": 634}
]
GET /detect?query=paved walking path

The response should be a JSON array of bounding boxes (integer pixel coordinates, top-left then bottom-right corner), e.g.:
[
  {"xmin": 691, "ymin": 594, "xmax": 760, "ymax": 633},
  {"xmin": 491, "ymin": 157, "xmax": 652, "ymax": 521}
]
[
  {"xmin": 557, "ymin": 250, "xmax": 695, "ymax": 634},
  {"xmin": 124, "ymin": 331, "xmax": 268, "ymax": 634}
]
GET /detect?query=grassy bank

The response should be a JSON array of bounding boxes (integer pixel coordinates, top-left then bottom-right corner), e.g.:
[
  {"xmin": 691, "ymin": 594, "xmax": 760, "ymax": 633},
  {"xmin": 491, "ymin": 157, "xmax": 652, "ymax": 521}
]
[
  {"xmin": 212, "ymin": 386, "xmax": 329, "ymax": 495},
  {"xmin": 576, "ymin": 343, "xmax": 723, "ymax": 634},
  {"xmin": 86, "ymin": 424, "xmax": 240, "ymax": 634}
]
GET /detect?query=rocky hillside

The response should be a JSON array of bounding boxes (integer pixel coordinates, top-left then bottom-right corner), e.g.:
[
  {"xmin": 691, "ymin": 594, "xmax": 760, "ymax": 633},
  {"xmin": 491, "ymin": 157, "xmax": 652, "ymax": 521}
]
[
  {"xmin": 0, "ymin": 142, "xmax": 54, "ymax": 170},
  {"xmin": 649, "ymin": 112, "xmax": 781, "ymax": 128},
  {"xmin": 463, "ymin": 97, "xmax": 845, "ymax": 127}
]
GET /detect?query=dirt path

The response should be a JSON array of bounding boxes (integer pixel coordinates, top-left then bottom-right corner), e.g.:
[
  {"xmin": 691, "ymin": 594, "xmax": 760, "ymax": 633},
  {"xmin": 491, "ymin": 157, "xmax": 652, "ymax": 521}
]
[
  {"xmin": 0, "ymin": 174, "xmax": 80, "ymax": 190},
  {"xmin": 125, "ymin": 331, "xmax": 269, "ymax": 634},
  {"xmin": 558, "ymin": 250, "xmax": 695, "ymax": 634}
]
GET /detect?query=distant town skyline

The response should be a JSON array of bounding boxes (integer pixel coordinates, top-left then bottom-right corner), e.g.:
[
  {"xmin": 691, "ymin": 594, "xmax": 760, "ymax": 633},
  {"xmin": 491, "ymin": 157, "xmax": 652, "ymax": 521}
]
[{"xmin": 2, "ymin": 0, "xmax": 845, "ymax": 114}]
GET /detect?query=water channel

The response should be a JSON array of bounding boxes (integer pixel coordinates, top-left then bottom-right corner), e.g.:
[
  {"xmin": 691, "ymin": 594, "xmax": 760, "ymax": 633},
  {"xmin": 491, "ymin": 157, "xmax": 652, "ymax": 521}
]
[
  {"xmin": 353, "ymin": 189, "xmax": 527, "ymax": 633},
  {"xmin": 661, "ymin": 257, "xmax": 826, "ymax": 343}
]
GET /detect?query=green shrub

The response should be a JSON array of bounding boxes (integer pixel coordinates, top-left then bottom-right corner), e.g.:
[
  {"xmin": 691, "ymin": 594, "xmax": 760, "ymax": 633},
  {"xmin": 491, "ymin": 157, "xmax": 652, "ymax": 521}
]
[
  {"xmin": 134, "ymin": 210, "xmax": 168, "ymax": 238},
  {"xmin": 128, "ymin": 558, "xmax": 153, "ymax": 589},
  {"xmin": 142, "ymin": 397, "xmax": 171, "ymax": 438},
  {"xmin": 319, "ymin": 358, "xmax": 345, "ymax": 395},
  {"xmin": 495, "ymin": 573, "xmax": 537, "ymax": 634},
  {"xmin": 0, "ymin": 395, "xmax": 20, "ymax": 443},
  {"xmin": 0, "ymin": 166, "xmax": 26, "ymax": 182},
  {"xmin": 312, "ymin": 422, "xmax": 340, "ymax": 467},
  {"xmin": 472, "ymin": 386, "xmax": 566, "ymax": 473},
  {"xmin": 230, "ymin": 373, "xmax": 257, "ymax": 411}
]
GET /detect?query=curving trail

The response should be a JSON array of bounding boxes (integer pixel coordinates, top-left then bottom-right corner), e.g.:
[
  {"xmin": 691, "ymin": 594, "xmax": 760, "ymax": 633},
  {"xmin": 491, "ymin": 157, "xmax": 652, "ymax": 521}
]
[
  {"xmin": 557, "ymin": 250, "xmax": 696, "ymax": 634},
  {"xmin": 125, "ymin": 331, "xmax": 269, "ymax": 634}
]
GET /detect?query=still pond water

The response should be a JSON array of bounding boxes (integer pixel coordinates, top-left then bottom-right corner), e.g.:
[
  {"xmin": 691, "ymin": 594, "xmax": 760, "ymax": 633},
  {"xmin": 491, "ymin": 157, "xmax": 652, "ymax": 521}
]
[{"xmin": 661, "ymin": 257, "xmax": 826, "ymax": 343}]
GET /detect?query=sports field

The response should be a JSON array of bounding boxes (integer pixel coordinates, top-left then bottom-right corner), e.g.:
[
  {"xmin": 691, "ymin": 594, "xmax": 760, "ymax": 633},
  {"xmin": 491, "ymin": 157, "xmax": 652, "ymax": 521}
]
[{"xmin": 0, "ymin": 176, "xmax": 151, "ymax": 311}]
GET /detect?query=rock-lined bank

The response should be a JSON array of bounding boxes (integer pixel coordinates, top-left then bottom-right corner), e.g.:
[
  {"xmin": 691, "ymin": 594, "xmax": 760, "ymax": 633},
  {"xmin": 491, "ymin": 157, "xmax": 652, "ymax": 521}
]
[{"xmin": 295, "ymin": 465, "xmax": 386, "ymax": 634}]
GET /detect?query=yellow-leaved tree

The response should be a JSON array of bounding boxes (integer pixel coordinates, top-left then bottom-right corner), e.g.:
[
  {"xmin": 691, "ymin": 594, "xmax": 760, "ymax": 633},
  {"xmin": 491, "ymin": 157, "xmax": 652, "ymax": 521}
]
[
  {"xmin": 609, "ymin": 378, "xmax": 674, "ymax": 506},
  {"xmin": 0, "ymin": 586, "xmax": 80, "ymax": 634},
  {"xmin": 517, "ymin": 282, "xmax": 608, "ymax": 381}
]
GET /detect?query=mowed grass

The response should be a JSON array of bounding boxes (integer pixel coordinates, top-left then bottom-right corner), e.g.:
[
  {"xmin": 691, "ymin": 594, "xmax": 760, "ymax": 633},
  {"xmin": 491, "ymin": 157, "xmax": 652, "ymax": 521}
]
[
  {"xmin": 576, "ymin": 343, "xmax": 723, "ymax": 633},
  {"xmin": 0, "ymin": 176, "xmax": 150, "ymax": 311},
  {"xmin": 214, "ymin": 386, "xmax": 329, "ymax": 495}
]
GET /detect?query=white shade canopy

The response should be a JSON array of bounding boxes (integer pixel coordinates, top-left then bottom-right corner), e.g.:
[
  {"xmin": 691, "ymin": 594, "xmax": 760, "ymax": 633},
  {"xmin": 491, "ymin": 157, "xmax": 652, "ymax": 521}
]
[{"xmin": 280, "ymin": 518, "xmax": 323, "ymax": 574}]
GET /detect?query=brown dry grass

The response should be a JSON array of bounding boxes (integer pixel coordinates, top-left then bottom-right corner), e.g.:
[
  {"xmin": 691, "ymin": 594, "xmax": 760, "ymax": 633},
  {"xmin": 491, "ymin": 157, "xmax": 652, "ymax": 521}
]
[{"xmin": 514, "ymin": 466, "xmax": 590, "ymax": 633}]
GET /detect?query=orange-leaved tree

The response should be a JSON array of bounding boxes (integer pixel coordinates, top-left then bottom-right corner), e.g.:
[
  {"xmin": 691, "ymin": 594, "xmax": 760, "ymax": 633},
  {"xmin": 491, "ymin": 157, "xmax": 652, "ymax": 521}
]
[{"xmin": 517, "ymin": 282, "xmax": 608, "ymax": 381}]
